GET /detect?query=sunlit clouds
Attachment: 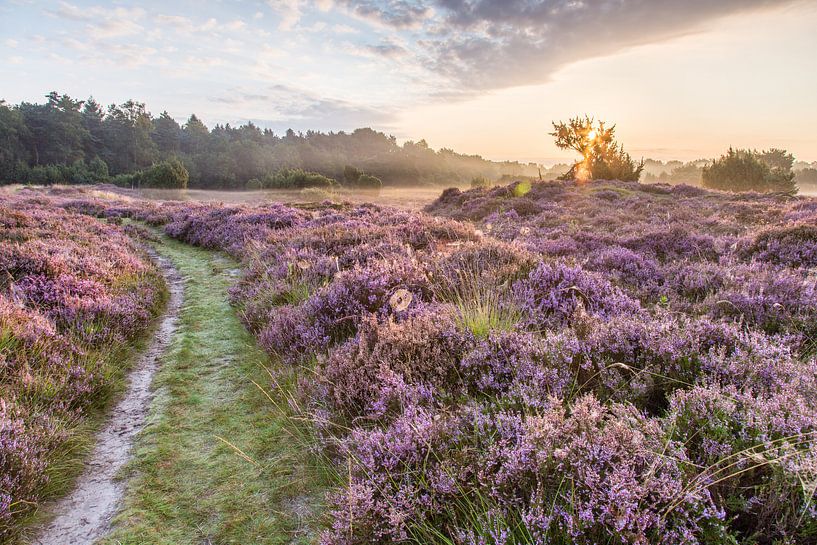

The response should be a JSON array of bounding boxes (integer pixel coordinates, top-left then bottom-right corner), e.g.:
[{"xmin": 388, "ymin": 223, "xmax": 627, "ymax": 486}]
[{"xmin": 1, "ymin": 0, "xmax": 816, "ymax": 162}]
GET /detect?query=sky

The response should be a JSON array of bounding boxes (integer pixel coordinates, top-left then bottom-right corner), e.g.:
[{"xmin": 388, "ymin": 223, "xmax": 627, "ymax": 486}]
[{"xmin": 2, "ymin": 0, "xmax": 816, "ymax": 164}]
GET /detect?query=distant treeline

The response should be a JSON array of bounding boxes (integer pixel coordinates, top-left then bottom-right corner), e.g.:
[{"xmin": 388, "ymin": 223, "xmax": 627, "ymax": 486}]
[
  {"xmin": 0, "ymin": 92, "xmax": 542, "ymax": 189},
  {"xmin": 642, "ymin": 157, "xmax": 817, "ymax": 188}
]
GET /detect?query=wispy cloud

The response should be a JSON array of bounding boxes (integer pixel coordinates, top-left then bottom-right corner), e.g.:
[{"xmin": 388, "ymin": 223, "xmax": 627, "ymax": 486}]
[
  {"xmin": 208, "ymin": 83, "xmax": 396, "ymax": 130},
  {"xmin": 267, "ymin": 0, "xmax": 305, "ymax": 31}
]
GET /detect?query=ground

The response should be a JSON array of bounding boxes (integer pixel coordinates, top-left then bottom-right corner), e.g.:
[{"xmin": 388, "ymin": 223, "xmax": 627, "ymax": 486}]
[{"xmin": 98, "ymin": 235, "xmax": 327, "ymax": 545}]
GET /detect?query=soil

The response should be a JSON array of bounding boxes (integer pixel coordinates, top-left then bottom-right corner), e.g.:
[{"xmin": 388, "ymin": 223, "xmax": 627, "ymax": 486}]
[{"xmin": 31, "ymin": 249, "xmax": 184, "ymax": 545}]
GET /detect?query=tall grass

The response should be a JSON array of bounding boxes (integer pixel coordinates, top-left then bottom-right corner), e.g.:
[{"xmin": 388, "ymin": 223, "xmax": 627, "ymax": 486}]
[{"xmin": 433, "ymin": 264, "xmax": 521, "ymax": 339}]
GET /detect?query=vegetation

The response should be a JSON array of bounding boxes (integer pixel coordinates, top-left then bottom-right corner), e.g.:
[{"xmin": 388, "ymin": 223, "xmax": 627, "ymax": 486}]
[
  {"xmin": 641, "ymin": 159, "xmax": 705, "ymax": 185},
  {"xmin": 0, "ymin": 198, "xmax": 166, "ymax": 539},
  {"xmin": 795, "ymin": 167, "xmax": 817, "ymax": 187},
  {"xmin": 342, "ymin": 165, "xmax": 382, "ymax": 189},
  {"xmin": 470, "ymin": 176, "xmax": 491, "ymax": 188},
  {"xmin": 100, "ymin": 237, "xmax": 325, "ymax": 544},
  {"xmin": 42, "ymin": 181, "xmax": 815, "ymax": 544},
  {"xmin": 0, "ymin": 92, "xmax": 541, "ymax": 189},
  {"xmin": 111, "ymin": 157, "xmax": 189, "ymax": 189},
  {"xmin": 551, "ymin": 115, "xmax": 644, "ymax": 182},
  {"xmin": 703, "ymin": 147, "xmax": 796, "ymax": 193},
  {"xmin": 247, "ymin": 168, "xmax": 337, "ymax": 189}
]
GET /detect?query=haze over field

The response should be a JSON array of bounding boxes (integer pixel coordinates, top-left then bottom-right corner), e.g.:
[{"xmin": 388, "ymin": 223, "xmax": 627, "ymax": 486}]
[{"xmin": 2, "ymin": 0, "xmax": 816, "ymax": 163}]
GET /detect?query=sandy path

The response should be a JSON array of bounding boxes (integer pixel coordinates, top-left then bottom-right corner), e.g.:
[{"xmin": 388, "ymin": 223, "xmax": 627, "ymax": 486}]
[{"xmin": 31, "ymin": 249, "xmax": 184, "ymax": 545}]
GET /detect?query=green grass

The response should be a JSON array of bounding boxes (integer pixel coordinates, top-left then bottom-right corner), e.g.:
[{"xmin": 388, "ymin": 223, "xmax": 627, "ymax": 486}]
[
  {"xmin": 12, "ymin": 275, "xmax": 167, "ymax": 543},
  {"xmin": 100, "ymin": 237, "xmax": 328, "ymax": 545}
]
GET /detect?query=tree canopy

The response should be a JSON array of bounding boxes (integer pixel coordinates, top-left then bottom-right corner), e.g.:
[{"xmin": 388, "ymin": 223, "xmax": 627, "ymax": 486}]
[
  {"xmin": 702, "ymin": 148, "xmax": 797, "ymax": 194},
  {"xmin": 0, "ymin": 92, "xmax": 541, "ymax": 188}
]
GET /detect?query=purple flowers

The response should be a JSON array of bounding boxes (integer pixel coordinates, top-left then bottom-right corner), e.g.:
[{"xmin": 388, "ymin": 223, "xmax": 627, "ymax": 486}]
[
  {"xmin": 0, "ymin": 197, "xmax": 165, "ymax": 534},
  {"xmin": 20, "ymin": 179, "xmax": 817, "ymax": 544}
]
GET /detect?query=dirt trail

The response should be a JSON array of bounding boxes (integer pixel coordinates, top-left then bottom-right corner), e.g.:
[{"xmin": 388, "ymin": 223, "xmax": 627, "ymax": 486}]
[{"xmin": 32, "ymin": 249, "xmax": 184, "ymax": 545}]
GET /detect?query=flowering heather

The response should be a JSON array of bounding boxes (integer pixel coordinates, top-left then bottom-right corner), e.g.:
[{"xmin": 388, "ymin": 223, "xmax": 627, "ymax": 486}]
[
  {"xmin": 34, "ymin": 180, "xmax": 817, "ymax": 544},
  {"xmin": 0, "ymin": 195, "xmax": 165, "ymax": 535}
]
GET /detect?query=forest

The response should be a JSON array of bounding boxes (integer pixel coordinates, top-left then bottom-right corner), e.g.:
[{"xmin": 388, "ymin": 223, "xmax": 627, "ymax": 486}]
[{"xmin": 0, "ymin": 92, "xmax": 541, "ymax": 189}]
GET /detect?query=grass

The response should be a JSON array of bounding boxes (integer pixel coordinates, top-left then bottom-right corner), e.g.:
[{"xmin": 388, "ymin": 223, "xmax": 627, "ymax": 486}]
[
  {"xmin": 99, "ymin": 236, "xmax": 328, "ymax": 545},
  {"xmin": 434, "ymin": 265, "xmax": 521, "ymax": 339},
  {"xmin": 12, "ymin": 280, "xmax": 167, "ymax": 543}
]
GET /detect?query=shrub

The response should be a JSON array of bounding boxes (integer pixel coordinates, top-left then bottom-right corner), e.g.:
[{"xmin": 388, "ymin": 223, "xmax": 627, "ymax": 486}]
[
  {"xmin": 702, "ymin": 148, "xmax": 796, "ymax": 193},
  {"xmin": 265, "ymin": 168, "xmax": 336, "ymax": 189},
  {"xmin": 0, "ymin": 197, "xmax": 166, "ymax": 534},
  {"xmin": 470, "ymin": 176, "xmax": 490, "ymax": 188},
  {"xmin": 140, "ymin": 157, "xmax": 189, "ymax": 189},
  {"xmin": 513, "ymin": 261, "xmax": 641, "ymax": 330},
  {"xmin": 343, "ymin": 165, "xmax": 382, "ymax": 189}
]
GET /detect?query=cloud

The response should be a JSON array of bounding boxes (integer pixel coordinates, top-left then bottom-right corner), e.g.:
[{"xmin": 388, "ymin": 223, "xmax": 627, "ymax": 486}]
[
  {"xmin": 322, "ymin": 0, "xmax": 797, "ymax": 92},
  {"xmin": 332, "ymin": 0, "xmax": 432, "ymax": 28},
  {"xmin": 267, "ymin": 0, "xmax": 304, "ymax": 30},
  {"xmin": 155, "ymin": 15, "xmax": 246, "ymax": 34},
  {"xmin": 419, "ymin": 0, "xmax": 799, "ymax": 90},
  {"xmin": 48, "ymin": 2, "xmax": 145, "ymax": 39},
  {"xmin": 209, "ymin": 84, "xmax": 396, "ymax": 130}
]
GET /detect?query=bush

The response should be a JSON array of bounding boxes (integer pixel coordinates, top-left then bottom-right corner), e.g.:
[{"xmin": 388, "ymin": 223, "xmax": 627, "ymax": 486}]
[
  {"xmin": 343, "ymin": 165, "xmax": 382, "ymax": 189},
  {"xmin": 703, "ymin": 148, "xmax": 796, "ymax": 193},
  {"xmin": 245, "ymin": 178, "xmax": 263, "ymax": 190},
  {"xmin": 15, "ymin": 158, "xmax": 111, "ymax": 186},
  {"xmin": 140, "ymin": 157, "xmax": 189, "ymax": 189},
  {"xmin": 264, "ymin": 168, "xmax": 336, "ymax": 189},
  {"xmin": 470, "ymin": 176, "xmax": 490, "ymax": 188}
]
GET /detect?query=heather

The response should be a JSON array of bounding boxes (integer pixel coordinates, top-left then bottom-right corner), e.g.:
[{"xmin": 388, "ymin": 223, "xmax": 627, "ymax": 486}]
[
  {"xmin": 33, "ymin": 180, "xmax": 817, "ymax": 544},
  {"xmin": 0, "ymin": 196, "xmax": 166, "ymax": 536}
]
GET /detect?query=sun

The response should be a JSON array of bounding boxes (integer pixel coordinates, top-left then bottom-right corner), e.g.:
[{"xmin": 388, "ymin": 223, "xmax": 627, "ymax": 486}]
[{"xmin": 587, "ymin": 129, "xmax": 597, "ymax": 141}]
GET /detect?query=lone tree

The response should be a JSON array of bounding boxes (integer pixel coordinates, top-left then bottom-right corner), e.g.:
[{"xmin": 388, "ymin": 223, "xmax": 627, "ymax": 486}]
[
  {"xmin": 551, "ymin": 116, "xmax": 643, "ymax": 182},
  {"xmin": 702, "ymin": 148, "xmax": 796, "ymax": 194}
]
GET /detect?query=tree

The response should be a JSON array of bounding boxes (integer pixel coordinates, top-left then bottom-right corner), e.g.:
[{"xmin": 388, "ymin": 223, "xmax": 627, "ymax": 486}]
[
  {"xmin": 152, "ymin": 111, "xmax": 181, "ymax": 157},
  {"xmin": 550, "ymin": 116, "xmax": 643, "ymax": 182},
  {"xmin": 0, "ymin": 91, "xmax": 546, "ymax": 187},
  {"xmin": 181, "ymin": 114, "xmax": 209, "ymax": 155},
  {"xmin": 795, "ymin": 168, "xmax": 817, "ymax": 187},
  {"xmin": 104, "ymin": 100, "xmax": 157, "ymax": 173},
  {"xmin": 702, "ymin": 148, "xmax": 796, "ymax": 194},
  {"xmin": 82, "ymin": 97, "xmax": 106, "ymax": 159},
  {"xmin": 757, "ymin": 148, "xmax": 794, "ymax": 171},
  {"xmin": 0, "ymin": 101, "xmax": 28, "ymax": 181},
  {"xmin": 18, "ymin": 92, "xmax": 88, "ymax": 166}
]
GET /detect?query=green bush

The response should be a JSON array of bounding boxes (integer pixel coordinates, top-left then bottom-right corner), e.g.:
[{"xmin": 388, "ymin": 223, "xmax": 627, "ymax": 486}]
[
  {"xmin": 112, "ymin": 172, "xmax": 139, "ymax": 187},
  {"xmin": 14, "ymin": 158, "xmax": 111, "ymax": 186},
  {"xmin": 342, "ymin": 165, "xmax": 382, "ymax": 189},
  {"xmin": 702, "ymin": 148, "xmax": 796, "ymax": 194},
  {"xmin": 262, "ymin": 168, "xmax": 336, "ymax": 189},
  {"xmin": 356, "ymin": 173, "xmax": 382, "ymax": 189},
  {"xmin": 140, "ymin": 157, "xmax": 189, "ymax": 189}
]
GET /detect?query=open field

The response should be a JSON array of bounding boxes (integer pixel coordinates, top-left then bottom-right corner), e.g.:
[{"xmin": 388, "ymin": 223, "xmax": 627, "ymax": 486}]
[
  {"xmin": 133, "ymin": 185, "xmax": 463, "ymax": 210},
  {"xmin": 3, "ymin": 179, "xmax": 816, "ymax": 544}
]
